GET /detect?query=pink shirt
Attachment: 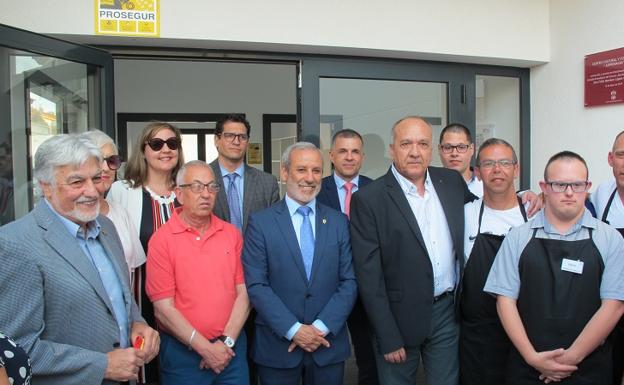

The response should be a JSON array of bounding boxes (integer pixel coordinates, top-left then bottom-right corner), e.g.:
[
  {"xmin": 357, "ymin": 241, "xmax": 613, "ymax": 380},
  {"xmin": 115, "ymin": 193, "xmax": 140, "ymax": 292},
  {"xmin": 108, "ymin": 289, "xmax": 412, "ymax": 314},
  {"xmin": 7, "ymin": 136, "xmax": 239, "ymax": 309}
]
[{"xmin": 146, "ymin": 207, "xmax": 244, "ymax": 339}]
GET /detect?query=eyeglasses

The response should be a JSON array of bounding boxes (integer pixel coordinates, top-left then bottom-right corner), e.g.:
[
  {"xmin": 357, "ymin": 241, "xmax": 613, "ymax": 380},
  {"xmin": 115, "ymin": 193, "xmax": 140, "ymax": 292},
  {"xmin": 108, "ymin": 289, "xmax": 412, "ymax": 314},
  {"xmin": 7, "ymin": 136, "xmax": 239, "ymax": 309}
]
[
  {"xmin": 219, "ymin": 132, "xmax": 249, "ymax": 142},
  {"xmin": 145, "ymin": 137, "xmax": 181, "ymax": 151},
  {"xmin": 478, "ymin": 159, "xmax": 516, "ymax": 169},
  {"xmin": 545, "ymin": 181, "xmax": 589, "ymax": 193},
  {"xmin": 178, "ymin": 181, "xmax": 221, "ymax": 194},
  {"xmin": 440, "ymin": 143, "xmax": 471, "ymax": 154},
  {"xmin": 103, "ymin": 155, "xmax": 122, "ymax": 170}
]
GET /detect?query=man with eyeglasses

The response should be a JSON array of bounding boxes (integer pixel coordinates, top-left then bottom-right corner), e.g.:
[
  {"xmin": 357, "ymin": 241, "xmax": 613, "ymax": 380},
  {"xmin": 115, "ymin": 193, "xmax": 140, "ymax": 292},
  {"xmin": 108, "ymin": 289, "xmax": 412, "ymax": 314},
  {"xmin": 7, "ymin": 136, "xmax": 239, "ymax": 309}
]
[
  {"xmin": 210, "ymin": 114, "xmax": 280, "ymax": 233},
  {"xmin": 485, "ymin": 151, "xmax": 624, "ymax": 384},
  {"xmin": 438, "ymin": 123, "xmax": 483, "ymax": 197},
  {"xmin": 147, "ymin": 160, "xmax": 250, "ymax": 385},
  {"xmin": 0, "ymin": 134, "xmax": 160, "ymax": 384},
  {"xmin": 460, "ymin": 138, "xmax": 531, "ymax": 385},
  {"xmin": 590, "ymin": 130, "xmax": 624, "ymax": 385}
]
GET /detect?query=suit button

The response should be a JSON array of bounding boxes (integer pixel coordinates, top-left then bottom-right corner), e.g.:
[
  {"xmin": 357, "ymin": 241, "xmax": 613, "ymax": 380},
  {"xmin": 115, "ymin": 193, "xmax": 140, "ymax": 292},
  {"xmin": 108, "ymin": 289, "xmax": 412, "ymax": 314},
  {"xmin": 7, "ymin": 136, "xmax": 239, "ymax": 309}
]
[
  {"xmin": 113, "ymin": 342, "xmax": 120, "ymax": 348},
  {"xmin": 305, "ymin": 294, "xmax": 311, "ymax": 299}
]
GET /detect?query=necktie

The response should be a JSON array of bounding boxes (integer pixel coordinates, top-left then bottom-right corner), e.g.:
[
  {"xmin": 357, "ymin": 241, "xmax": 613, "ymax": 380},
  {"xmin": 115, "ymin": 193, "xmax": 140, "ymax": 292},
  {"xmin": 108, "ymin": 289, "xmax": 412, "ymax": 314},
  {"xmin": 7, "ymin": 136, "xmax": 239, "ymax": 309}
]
[
  {"xmin": 344, "ymin": 182, "xmax": 354, "ymax": 218},
  {"xmin": 297, "ymin": 206, "xmax": 314, "ymax": 279},
  {"xmin": 226, "ymin": 173, "xmax": 242, "ymax": 231}
]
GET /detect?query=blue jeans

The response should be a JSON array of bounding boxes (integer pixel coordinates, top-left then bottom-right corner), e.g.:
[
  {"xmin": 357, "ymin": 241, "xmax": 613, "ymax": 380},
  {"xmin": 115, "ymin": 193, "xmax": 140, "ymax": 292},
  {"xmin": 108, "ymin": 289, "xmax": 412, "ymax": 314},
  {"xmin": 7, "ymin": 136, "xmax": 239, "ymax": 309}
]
[{"xmin": 159, "ymin": 331, "xmax": 249, "ymax": 385}]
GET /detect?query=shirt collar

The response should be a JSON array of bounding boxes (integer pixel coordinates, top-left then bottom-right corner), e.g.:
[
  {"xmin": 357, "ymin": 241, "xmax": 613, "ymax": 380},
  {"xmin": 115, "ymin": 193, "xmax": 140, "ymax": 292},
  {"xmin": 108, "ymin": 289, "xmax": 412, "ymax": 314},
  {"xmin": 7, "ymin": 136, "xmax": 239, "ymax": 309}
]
[
  {"xmin": 530, "ymin": 208, "xmax": 596, "ymax": 236},
  {"xmin": 219, "ymin": 162, "xmax": 245, "ymax": 178},
  {"xmin": 285, "ymin": 194, "xmax": 316, "ymax": 217},
  {"xmin": 44, "ymin": 199, "xmax": 100, "ymax": 239},
  {"xmin": 169, "ymin": 206, "xmax": 224, "ymax": 237},
  {"xmin": 333, "ymin": 172, "xmax": 359, "ymax": 189},
  {"xmin": 391, "ymin": 164, "xmax": 431, "ymax": 195}
]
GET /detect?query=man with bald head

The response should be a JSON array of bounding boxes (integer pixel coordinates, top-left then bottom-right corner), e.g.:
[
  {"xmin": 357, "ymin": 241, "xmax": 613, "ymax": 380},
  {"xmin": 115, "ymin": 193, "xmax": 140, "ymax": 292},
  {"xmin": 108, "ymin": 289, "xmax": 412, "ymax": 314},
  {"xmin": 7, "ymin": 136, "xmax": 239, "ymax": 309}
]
[
  {"xmin": 350, "ymin": 116, "xmax": 476, "ymax": 385},
  {"xmin": 147, "ymin": 160, "xmax": 250, "ymax": 384}
]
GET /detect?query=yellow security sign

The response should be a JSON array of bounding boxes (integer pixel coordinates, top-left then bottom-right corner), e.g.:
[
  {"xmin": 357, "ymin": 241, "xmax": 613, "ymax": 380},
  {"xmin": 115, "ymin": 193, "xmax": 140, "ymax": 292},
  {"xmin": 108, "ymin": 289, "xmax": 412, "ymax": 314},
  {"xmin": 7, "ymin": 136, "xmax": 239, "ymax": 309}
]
[{"xmin": 95, "ymin": 0, "xmax": 159, "ymax": 37}]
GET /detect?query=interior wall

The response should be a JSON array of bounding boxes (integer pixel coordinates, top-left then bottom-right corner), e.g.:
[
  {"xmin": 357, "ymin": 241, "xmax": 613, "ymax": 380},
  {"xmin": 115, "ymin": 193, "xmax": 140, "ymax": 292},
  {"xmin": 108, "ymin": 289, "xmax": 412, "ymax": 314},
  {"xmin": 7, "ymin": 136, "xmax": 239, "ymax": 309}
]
[
  {"xmin": 530, "ymin": 0, "xmax": 624, "ymax": 190},
  {"xmin": 0, "ymin": 0, "xmax": 549, "ymax": 66},
  {"xmin": 114, "ymin": 59, "xmax": 297, "ymax": 168}
]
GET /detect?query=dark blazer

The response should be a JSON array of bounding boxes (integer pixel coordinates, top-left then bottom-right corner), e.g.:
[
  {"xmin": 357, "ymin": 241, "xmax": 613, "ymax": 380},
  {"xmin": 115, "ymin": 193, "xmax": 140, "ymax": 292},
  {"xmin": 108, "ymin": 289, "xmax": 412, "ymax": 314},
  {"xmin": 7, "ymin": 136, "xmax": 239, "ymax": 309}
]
[
  {"xmin": 210, "ymin": 160, "xmax": 280, "ymax": 232},
  {"xmin": 242, "ymin": 200, "xmax": 358, "ymax": 368},
  {"xmin": 0, "ymin": 202, "xmax": 143, "ymax": 385},
  {"xmin": 350, "ymin": 166, "xmax": 475, "ymax": 355},
  {"xmin": 316, "ymin": 173, "xmax": 373, "ymax": 212}
]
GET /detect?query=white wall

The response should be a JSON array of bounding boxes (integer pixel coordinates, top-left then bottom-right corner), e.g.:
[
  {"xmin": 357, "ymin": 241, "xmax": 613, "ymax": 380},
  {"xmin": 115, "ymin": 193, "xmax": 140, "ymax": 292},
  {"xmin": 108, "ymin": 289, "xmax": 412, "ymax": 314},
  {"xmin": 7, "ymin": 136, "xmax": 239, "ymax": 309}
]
[
  {"xmin": 530, "ymin": 0, "xmax": 624, "ymax": 190},
  {"xmin": 0, "ymin": 0, "xmax": 549, "ymax": 67}
]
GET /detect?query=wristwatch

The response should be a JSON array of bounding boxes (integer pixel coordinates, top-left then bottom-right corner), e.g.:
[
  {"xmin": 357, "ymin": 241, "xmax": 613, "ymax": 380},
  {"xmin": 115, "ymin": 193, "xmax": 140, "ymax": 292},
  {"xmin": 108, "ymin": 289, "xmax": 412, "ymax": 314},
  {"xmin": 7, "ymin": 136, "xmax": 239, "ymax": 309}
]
[{"xmin": 219, "ymin": 335, "xmax": 235, "ymax": 348}]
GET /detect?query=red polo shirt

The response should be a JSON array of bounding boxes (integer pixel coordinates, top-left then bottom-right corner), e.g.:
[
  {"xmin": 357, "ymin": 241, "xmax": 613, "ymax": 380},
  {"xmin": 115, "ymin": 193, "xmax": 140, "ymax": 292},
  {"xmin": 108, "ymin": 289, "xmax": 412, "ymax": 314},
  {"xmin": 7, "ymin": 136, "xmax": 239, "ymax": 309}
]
[{"xmin": 146, "ymin": 207, "xmax": 244, "ymax": 339}]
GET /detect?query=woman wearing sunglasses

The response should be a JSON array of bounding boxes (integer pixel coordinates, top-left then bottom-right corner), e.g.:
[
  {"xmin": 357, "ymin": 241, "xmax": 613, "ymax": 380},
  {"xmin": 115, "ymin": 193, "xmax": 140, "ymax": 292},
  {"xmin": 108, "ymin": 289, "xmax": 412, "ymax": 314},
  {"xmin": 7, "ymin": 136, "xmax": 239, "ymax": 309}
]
[
  {"xmin": 80, "ymin": 130, "xmax": 146, "ymax": 284},
  {"xmin": 107, "ymin": 121, "xmax": 184, "ymax": 385}
]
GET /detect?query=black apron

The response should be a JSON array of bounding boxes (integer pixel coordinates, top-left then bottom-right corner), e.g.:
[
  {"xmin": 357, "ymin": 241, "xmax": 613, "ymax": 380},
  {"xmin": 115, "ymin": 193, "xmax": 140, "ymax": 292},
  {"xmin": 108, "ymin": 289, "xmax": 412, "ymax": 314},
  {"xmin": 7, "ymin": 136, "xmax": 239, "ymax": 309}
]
[
  {"xmin": 506, "ymin": 228, "xmax": 611, "ymax": 385},
  {"xmin": 601, "ymin": 189, "xmax": 624, "ymax": 385},
  {"xmin": 460, "ymin": 199, "xmax": 527, "ymax": 385}
]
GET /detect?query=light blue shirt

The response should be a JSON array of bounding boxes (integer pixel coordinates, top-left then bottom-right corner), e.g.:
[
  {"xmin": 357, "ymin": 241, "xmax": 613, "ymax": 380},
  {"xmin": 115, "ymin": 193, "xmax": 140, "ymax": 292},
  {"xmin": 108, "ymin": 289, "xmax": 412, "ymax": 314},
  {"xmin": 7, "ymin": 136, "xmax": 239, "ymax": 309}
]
[
  {"xmin": 220, "ymin": 162, "xmax": 245, "ymax": 216},
  {"xmin": 45, "ymin": 200, "xmax": 130, "ymax": 348},
  {"xmin": 333, "ymin": 172, "xmax": 360, "ymax": 214},
  {"xmin": 283, "ymin": 195, "xmax": 329, "ymax": 340},
  {"xmin": 485, "ymin": 209, "xmax": 624, "ymax": 301}
]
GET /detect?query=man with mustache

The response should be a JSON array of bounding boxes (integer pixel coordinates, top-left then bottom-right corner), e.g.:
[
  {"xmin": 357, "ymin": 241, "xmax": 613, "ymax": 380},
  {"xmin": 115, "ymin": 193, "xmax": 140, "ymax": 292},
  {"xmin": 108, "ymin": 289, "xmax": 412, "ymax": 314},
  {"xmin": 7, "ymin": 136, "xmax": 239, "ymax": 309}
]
[
  {"xmin": 0, "ymin": 134, "xmax": 159, "ymax": 385},
  {"xmin": 243, "ymin": 142, "xmax": 357, "ymax": 385},
  {"xmin": 147, "ymin": 160, "xmax": 250, "ymax": 385}
]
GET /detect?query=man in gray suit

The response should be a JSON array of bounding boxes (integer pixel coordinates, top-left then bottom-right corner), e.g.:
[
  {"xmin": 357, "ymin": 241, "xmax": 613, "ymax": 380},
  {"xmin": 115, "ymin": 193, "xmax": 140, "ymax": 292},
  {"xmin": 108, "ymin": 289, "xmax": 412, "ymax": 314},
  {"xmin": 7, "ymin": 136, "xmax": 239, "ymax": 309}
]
[
  {"xmin": 0, "ymin": 134, "xmax": 159, "ymax": 385},
  {"xmin": 210, "ymin": 114, "xmax": 280, "ymax": 233}
]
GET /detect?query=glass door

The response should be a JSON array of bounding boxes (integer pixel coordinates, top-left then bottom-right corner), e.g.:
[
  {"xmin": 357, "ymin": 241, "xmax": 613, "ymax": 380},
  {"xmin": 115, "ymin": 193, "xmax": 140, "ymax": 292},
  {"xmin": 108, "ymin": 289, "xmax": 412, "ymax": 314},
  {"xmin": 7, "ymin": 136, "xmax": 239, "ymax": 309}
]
[{"xmin": 0, "ymin": 24, "xmax": 114, "ymax": 224}]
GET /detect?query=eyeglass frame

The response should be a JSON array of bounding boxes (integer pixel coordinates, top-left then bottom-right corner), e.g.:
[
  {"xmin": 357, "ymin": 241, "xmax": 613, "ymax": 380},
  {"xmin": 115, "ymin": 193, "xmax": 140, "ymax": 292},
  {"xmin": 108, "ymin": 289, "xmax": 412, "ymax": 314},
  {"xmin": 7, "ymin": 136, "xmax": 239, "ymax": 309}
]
[
  {"xmin": 544, "ymin": 180, "xmax": 590, "ymax": 193},
  {"xmin": 103, "ymin": 155, "xmax": 123, "ymax": 170},
  {"xmin": 178, "ymin": 181, "xmax": 221, "ymax": 194},
  {"xmin": 145, "ymin": 137, "xmax": 181, "ymax": 151},
  {"xmin": 218, "ymin": 132, "xmax": 249, "ymax": 142},
  {"xmin": 439, "ymin": 143, "xmax": 472, "ymax": 154},
  {"xmin": 477, "ymin": 159, "xmax": 517, "ymax": 169}
]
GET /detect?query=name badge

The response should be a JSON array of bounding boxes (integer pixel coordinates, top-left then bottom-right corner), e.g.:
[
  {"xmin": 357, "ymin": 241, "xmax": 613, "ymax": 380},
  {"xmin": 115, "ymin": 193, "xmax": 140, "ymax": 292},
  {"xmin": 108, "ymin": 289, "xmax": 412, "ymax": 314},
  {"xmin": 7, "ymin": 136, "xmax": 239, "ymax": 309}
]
[{"xmin": 561, "ymin": 258, "xmax": 584, "ymax": 274}]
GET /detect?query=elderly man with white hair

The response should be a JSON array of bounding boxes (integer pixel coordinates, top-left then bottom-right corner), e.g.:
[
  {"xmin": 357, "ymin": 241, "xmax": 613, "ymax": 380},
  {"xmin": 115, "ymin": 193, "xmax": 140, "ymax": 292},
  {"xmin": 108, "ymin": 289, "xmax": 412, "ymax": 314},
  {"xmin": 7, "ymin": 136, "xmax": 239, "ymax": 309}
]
[{"xmin": 0, "ymin": 133, "xmax": 159, "ymax": 385}]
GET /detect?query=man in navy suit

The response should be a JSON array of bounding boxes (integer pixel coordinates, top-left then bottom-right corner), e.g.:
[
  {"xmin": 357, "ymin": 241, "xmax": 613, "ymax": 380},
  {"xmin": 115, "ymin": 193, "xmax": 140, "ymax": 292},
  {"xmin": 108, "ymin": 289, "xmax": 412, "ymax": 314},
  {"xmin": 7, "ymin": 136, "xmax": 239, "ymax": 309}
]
[
  {"xmin": 317, "ymin": 129, "xmax": 377, "ymax": 385},
  {"xmin": 243, "ymin": 142, "xmax": 358, "ymax": 385}
]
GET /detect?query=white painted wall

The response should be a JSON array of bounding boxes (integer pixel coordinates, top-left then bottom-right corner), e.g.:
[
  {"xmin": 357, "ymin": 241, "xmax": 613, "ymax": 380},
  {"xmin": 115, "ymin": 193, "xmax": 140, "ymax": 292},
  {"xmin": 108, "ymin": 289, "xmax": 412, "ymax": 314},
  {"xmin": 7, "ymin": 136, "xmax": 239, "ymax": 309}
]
[
  {"xmin": 0, "ymin": 0, "xmax": 549, "ymax": 67},
  {"xmin": 530, "ymin": 0, "xmax": 624, "ymax": 190}
]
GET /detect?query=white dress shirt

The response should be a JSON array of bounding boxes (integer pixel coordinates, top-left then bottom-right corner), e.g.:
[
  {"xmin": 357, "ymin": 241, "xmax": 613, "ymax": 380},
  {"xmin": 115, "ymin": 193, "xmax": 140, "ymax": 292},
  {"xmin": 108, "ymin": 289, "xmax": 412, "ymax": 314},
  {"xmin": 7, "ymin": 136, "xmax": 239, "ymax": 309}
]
[{"xmin": 391, "ymin": 165, "xmax": 456, "ymax": 297}]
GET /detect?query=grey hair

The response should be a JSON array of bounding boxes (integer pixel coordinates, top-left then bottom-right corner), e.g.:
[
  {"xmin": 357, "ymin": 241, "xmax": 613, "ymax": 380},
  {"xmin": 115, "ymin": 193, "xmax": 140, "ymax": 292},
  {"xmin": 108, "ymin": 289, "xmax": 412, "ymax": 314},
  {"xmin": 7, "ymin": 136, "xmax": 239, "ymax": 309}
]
[
  {"xmin": 281, "ymin": 142, "xmax": 321, "ymax": 169},
  {"xmin": 176, "ymin": 160, "xmax": 214, "ymax": 186},
  {"xmin": 390, "ymin": 115, "xmax": 431, "ymax": 143},
  {"xmin": 79, "ymin": 129, "xmax": 118, "ymax": 152},
  {"xmin": 476, "ymin": 138, "xmax": 518, "ymax": 165},
  {"xmin": 34, "ymin": 134, "xmax": 103, "ymax": 185}
]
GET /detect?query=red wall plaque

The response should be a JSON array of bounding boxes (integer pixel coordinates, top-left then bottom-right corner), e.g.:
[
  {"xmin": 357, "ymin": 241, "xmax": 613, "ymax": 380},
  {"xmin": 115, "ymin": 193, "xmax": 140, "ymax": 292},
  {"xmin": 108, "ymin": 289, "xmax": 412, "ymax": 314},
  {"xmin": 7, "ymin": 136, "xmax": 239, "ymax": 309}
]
[{"xmin": 585, "ymin": 47, "xmax": 624, "ymax": 107}]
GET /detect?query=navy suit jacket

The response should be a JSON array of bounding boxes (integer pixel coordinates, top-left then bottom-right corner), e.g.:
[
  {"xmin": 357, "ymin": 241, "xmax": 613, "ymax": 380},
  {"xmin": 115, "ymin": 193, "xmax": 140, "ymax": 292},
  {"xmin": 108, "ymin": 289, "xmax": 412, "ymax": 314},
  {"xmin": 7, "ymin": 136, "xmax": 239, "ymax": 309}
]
[
  {"xmin": 242, "ymin": 199, "xmax": 357, "ymax": 368},
  {"xmin": 316, "ymin": 174, "xmax": 373, "ymax": 213}
]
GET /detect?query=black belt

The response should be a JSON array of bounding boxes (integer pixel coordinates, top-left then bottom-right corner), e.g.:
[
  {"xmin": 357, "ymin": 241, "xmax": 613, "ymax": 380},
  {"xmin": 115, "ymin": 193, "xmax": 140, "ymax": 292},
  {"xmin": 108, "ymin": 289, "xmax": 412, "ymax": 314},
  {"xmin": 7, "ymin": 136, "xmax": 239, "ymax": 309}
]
[{"xmin": 433, "ymin": 291, "xmax": 453, "ymax": 303}]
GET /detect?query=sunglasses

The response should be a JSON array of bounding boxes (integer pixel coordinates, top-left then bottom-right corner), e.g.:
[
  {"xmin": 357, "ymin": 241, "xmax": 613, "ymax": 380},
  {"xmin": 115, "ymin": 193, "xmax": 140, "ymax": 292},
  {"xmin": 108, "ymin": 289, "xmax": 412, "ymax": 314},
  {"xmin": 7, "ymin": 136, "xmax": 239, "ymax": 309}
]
[
  {"xmin": 103, "ymin": 155, "xmax": 123, "ymax": 170},
  {"xmin": 146, "ymin": 137, "xmax": 181, "ymax": 151}
]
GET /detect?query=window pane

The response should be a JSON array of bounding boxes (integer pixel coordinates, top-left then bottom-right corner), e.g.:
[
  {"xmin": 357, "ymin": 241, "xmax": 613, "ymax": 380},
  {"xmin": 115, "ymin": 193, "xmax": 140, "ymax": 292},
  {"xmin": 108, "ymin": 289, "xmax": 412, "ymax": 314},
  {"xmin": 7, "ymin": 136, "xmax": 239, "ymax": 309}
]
[{"xmin": 319, "ymin": 78, "xmax": 447, "ymax": 179}]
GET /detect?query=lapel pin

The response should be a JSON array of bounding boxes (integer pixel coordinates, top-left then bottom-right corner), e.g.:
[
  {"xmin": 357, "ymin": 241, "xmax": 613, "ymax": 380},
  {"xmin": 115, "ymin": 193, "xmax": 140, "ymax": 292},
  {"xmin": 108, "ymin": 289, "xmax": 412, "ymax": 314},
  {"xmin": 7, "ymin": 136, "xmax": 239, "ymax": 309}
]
[{"xmin": 322, "ymin": 218, "xmax": 327, "ymax": 224}]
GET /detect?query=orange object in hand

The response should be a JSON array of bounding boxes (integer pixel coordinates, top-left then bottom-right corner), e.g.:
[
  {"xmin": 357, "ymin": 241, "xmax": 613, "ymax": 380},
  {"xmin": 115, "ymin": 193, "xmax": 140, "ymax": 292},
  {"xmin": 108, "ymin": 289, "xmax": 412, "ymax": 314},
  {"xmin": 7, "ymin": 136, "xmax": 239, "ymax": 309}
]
[{"xmin": 133, "ymin": 335, "xmax": 145, "ymax": 350}]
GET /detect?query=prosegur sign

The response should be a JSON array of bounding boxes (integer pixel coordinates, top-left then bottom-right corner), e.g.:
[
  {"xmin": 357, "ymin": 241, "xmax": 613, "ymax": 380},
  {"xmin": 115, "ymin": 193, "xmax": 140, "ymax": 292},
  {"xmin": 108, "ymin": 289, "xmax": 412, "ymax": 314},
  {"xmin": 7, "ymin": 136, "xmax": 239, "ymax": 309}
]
[
  {"xmin": 585, "ymin": 47, "xmax": 624, "ymax": 107},
  {"xmin": 95, "ymin": 0, "xmax": 160, "ymax": 37}
]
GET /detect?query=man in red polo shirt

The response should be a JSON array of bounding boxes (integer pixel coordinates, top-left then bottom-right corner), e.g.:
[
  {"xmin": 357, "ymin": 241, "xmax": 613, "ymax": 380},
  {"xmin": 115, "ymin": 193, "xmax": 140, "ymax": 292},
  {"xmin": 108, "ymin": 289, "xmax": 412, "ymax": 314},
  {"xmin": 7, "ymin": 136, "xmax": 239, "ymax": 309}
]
[{"xmin": 146, "ymin": 160, "xmax": 250, "ymax": 385}]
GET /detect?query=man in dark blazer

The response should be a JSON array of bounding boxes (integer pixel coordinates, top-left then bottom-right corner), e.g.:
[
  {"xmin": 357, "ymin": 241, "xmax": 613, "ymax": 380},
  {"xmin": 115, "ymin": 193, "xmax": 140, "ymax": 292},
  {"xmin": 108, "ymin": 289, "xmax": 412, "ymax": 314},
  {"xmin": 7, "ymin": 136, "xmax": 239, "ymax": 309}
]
[
  {"xmin": 350, "ymin": 116, "xmax": 476, "ymax": 385},
  {"xmin": 0, "ymin": 134, "xmax": 159, "ymax": 385},
  {"xmin": 317, "ymin": 129, "xmax": 377, "ymax": 385},
  {"xmin": 210, "ymin": 114, "xmax": 280, "ymax": 385},
  {"xmin": 243, "ymin": 142, "xmax": 357, "ymax": 385},
  {"xmin": 209, "ymin": 114, "xmax": 280, "ymax": 233}
]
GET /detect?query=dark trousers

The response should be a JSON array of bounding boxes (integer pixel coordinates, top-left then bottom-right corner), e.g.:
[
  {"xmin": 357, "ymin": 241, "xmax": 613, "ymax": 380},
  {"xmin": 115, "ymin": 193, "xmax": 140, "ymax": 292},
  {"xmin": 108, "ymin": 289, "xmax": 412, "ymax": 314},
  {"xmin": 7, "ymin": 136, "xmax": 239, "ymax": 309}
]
[
  {"xmin": 347, "ymin": 298, "xmax": 379, "ymax": 385},
  {"xmin": 257, "ymin": 354, "xmax": 345, "ymax": 385}
]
